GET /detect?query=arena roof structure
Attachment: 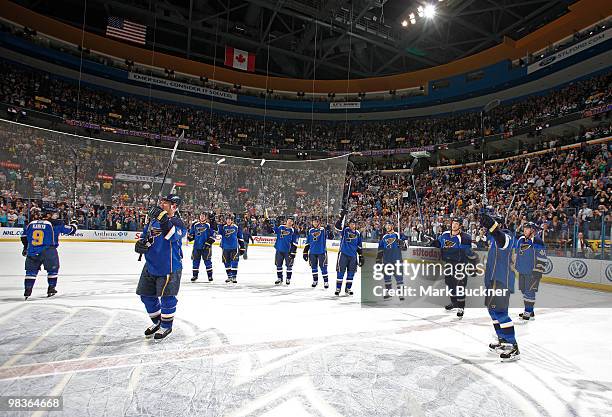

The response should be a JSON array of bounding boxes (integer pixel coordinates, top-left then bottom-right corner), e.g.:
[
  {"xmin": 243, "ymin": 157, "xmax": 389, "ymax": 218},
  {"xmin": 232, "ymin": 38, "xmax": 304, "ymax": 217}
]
[{"xmin": 12, "ymin": 0, "xmax": 580, "ymax": 79}]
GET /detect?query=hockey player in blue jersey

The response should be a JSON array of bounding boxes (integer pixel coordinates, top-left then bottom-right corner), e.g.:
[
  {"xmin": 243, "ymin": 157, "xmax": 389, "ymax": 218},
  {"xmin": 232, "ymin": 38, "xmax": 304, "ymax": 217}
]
[
  {"xmin": 334, "ymin": 209, "xmax": 363, "ymax": 296},
  {"xmin": 273, "ymin": 218, "xmax": 299, "ymax": 285},
  {"xmin": 135, "ymin": 194, "xmax": 186, "ymax": 340},
  {"xmin": 480, "ymin": 213, "xmax": 520, "ymax": 361},
  {"xmin": 187, "ymin": 212, "xmax": 216, "ymax": 282},
  {"xmin": 515, "ymin": 221, "xmax": 548, "ymax": 322},
  {"xmin": 20, "ymin": 204, "xmax": 77, "ymax": 300},
  {"xmin": 303, "ymin": 217, "xmax": 329, "ymax": 288},
  {"xmin": 218, "ymin": 215, "xmax": 245, "ymax": 284},
  {"xmin": 376, "ymin": 221, "xmax": 407, "ymax": 301},
  {"xmin": 432, "ymin": 217, "xmax": 478, "ymax": 318}
]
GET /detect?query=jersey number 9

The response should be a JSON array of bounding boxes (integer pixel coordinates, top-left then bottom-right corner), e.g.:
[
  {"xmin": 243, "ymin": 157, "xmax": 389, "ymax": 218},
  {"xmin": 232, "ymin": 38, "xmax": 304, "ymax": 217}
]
[{"xmin": 32, "ymin": 230, "xmax": 45, "ymax": 246}]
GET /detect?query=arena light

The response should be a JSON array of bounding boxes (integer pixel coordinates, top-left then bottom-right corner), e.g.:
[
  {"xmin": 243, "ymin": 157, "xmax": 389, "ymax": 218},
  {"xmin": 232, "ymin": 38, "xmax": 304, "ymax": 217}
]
[
  {"xmin": 423, "ymin": 4, "xmax": 436, "ymax": 19},
  {"xmin": 260, "ymin": 159, "xmax": 266, "ymax": 167},
  {"xmin": 402, "ymin": 20, "xmax": 408, "ymax": 27},
  {"xmin": 217, "ymin": 157, "xmax": 226, "ymax": 165}
]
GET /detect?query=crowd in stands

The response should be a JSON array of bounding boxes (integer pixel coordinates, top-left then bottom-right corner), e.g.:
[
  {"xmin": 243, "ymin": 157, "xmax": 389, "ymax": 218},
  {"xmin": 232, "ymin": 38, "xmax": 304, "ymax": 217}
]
[
  {"xmin": 2, "ymin": 119, "xmax": 610, "ymax": 258},
  {"xmin": 346, "ymin": 141, "xmax": 611, "ymax": 257},
  {"xmin": 1, "ymin": 57, "xmax": 610, "ymax": 153}
]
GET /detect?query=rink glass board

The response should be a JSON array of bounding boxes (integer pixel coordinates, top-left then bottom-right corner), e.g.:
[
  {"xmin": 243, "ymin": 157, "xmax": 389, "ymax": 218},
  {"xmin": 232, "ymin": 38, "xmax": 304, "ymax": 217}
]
[{"xmin": 0, "ymin": 119, "xmax": 349, "ymax": 219}]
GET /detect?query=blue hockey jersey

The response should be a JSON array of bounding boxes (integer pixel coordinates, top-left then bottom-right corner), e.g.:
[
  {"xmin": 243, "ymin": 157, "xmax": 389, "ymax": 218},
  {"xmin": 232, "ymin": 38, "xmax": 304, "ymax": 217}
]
[
  {"xmin": 274, "ymin": 225, "xmax": 298, "ymax": 253},
  {"xmin": 218, "ymin": 224, "xmax": 243, "ymax": 250},
  {"xmin": 337, "ymin": 226, "xmax": 362, "ymax": 258},
  {"xmin": 22, "ymin": 220, "xmax": 77, "ymax": 256},
  {"xmin": 515, "ymin": 235, "xmax": 547, "ymax": 274},
  {"xmin": 189, "ymin": 221, "xmax": 215, "ymax": 250},
  {"xmin": 484, "ymin": 231, "xmax": 515, "ymax": 292},
  {"xmin": 306, "ymin": 227, "xmax": 327, "ymax": 255},
  {"xmin": 378, "ymin": 232, "xmax": 405, "ymax": 262},
  {"xmin": 438, "ymin": 231, "xmax": 474, "ymax": 263},
  {"xmin": 143, "ymin": 217, "xmax": 186, "ymax": 276}
]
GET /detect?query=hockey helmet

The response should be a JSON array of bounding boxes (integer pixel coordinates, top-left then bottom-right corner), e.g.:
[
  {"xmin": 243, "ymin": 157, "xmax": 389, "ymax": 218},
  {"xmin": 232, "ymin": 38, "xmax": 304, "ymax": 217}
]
[{"xmin": 162, "ymin": 193, "xmax": 182, "ymax": 207}]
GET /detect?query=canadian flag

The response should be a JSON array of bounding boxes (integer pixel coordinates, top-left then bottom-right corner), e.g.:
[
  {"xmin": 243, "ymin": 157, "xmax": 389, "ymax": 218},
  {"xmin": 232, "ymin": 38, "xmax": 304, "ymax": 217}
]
[{"xmin": 224, "ymin": 47, "xmax": 256, "ymax": 72}]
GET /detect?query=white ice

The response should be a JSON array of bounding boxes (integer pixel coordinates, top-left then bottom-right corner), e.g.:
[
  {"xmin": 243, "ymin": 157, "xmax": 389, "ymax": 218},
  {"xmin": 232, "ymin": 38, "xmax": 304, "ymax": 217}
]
[{"xmin": 0, "ymin": 242, "xmax": 611, "ymax": 417}]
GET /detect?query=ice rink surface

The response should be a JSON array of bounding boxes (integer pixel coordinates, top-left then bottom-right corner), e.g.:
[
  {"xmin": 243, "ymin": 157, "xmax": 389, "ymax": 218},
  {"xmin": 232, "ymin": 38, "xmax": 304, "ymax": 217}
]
[{"xmin": 0, "ymin": 241, "xmax": 611, "ymax": 417}]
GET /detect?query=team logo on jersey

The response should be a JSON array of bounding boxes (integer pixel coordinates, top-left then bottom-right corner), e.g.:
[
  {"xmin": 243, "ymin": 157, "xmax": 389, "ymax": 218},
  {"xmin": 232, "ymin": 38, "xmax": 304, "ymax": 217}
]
[
  {"xmin": 541, "ymin": 258, "xmax": 553, "ymax": 275},
  {"xmin": 519, "ymin": 243, "xmax": 532, "ymax": 254},
  {"xmin": 311, "ymin": 230, "xmax": 321, "ymax": 241},
  {"xmin": 195, "ymin": 225, "xmax": 207, "ymax": 236},
  {"xmin": 568, "ymin": 260, "xmax": 588, "ymax": 279},
  {"xmin": 224, "ymin": 228, "xmax": 236, "ymax": 238},
  {"xmin": 384, "ymin": 237, "xmax": 397, "ymax": 248},
  {"xmin": 149, "ymin": 227, "xmax": 162, "ymax": 237},
  {"xmin": 444, "ymin": 240, "xmax": 456, "ymax": 248},
  {"xmin": 281, "ymin": 230, "xmax": 291, "ymax": 237},
  {"xmin": 605, "ymin": 264, "xmax": 612, "ymax": 283},
  {"xmin": 346, "ymin": 232, "xmax": 358, "ymax": 241}
]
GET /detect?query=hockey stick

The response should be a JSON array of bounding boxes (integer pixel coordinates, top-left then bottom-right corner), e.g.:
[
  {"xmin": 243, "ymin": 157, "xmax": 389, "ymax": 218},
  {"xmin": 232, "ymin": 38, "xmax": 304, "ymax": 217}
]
[
  {"xmin": 138, "ymin": 131, "xmax": 184, "ymax": 261},
  {"xmin": 209, "ymin": 157, "xmax": 226, "ymax": 213},
  {"xmin": 71, "ymin": 149, "xmax": 78, "ymax": 219},
  {"xmin": 504, "ymin": 159, "xmax": 531, "ymax": 225},
  {"xmin": 481, "ymin": 99, "xmax": 500, "ymax": 207},
  {"xmin": 411, "ymin": 174, "xmax": 424, "ymax": 226}
]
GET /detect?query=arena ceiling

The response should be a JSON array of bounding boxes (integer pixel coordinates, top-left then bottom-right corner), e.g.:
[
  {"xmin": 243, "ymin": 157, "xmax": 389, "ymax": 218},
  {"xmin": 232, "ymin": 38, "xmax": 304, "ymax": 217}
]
[{"xmin": 14, "ymin": 0, "xmax": 577, "ymax": 79}]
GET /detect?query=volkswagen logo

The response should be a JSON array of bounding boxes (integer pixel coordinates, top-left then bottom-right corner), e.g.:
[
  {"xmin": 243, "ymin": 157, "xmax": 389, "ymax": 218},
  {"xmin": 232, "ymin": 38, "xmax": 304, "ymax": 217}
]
[
  {"xmin": 605, "ymin": 264, "xmax": 612, "ymax": 283},
  {"xmin": 542, "ymin": 258, "xmax": 553, "ymax": 275},
  {"xmin": 568, "ymin": 260, "xmax": 588, "ymax": 279}
]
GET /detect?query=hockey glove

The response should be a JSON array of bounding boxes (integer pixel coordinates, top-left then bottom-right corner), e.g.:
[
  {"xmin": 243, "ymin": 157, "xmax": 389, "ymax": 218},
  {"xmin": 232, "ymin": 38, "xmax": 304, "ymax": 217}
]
[
  {"xmin": 205, "ymin": 236, "xmax": 215, "ymax": 247},
  {"xmin": 21, "ymin": 236, "xmax": 28, "ymax": 256},
  {"xmin": 148, "ymin": 206, "xmax": 169, "ymax": 224},
  {"xmin": 357, "ymin": 254, "xmax": 364, "ymax": 267},
  {"xmin": 479, "ymin": 214, "xmax": 498, "ymax": 232},
  {"xmin": 187, "ymin": 233, "xmax": 195, "ymax": 242},
  {"xmin": 135, "ymin": 239, "xmax": 150, "ymax": 254}
]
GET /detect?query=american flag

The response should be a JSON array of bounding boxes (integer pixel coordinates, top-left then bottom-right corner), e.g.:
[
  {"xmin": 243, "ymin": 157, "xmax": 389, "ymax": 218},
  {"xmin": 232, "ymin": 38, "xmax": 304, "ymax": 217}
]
[{"xmin": 106, "ymin": 17, "xmax": 147, "ymax": 45}]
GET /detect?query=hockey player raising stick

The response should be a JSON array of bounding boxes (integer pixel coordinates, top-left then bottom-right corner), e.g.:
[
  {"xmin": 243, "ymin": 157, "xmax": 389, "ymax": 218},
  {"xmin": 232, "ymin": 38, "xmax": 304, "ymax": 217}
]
[
  {"xmin": 480, "ymin": 212, "xmax": 520, "ymax": 361},
  {"xmin": 376, "ymin": 221, "xmax": 408, "ymax": 301},
  {"xmin": 303, "ymin": 216, "xmax": 329, "ymax": 288},
  {"xmin": 135, "ymin": 194, "xmax": 186, "ymax": 340},
  {"xmin": 218, "ymin": 214, "xmax": 245, "ymax": 284},
  {"xmin": 273, "ymin": 217, "xmax": 299, "ymax": 285},
  {"xmin": 432, "ymin": 217, "xmax": 478, "ymax": 319},
  {"xmin": 187, "ymin": 212, "xmax": 216, "ymax": 282},
  {"xmin": 514, "ymin": 221, "xmax": 548, "ymax": 322},
  {"xmin": 334, "ymin": 209, "xmax": 363, "ymax": 296},
  {"xmin": 21, "ymin": 204, "xmax": 77, "ymax": 300}
]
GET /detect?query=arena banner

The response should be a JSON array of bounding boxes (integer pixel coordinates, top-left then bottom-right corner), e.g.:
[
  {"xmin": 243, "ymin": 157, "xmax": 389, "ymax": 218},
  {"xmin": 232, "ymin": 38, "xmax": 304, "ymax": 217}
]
[
  {"xmin": 527, "ymin": 27, "xmax": 612, "ymax": 74},
  {"xmin": 128, "ymin": 72, "xmax": 238, "ymax": 101},
  {"xmin": 330, "ymin": 102, "xmax": 361, "ymax": 110},
  {"xmin": 0, "ymin": 227, "xmax": 140, "ymax": 242},
  {"xmin": 64, "ymin": 120, "xmax": 208, "ymax": 146},
  {"xmin": 114, "ymin": 173, "xmax": 172, "ymax": 184},
  {"xmin": 583, "ymin": 103, "xmax": 612, "ymax": 118}
]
